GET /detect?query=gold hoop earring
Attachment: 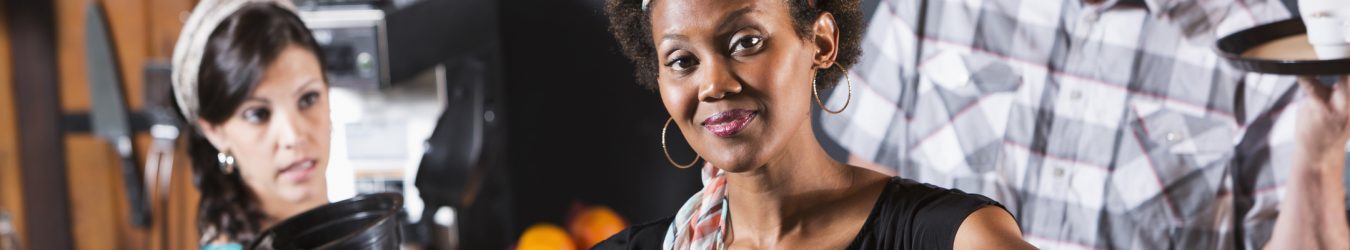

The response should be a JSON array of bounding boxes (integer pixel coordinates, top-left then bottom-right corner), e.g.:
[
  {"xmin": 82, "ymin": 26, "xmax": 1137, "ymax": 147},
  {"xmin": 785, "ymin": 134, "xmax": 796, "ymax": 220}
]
[
  {"xmin": 217, "ymin": 152, "xmax": 236, "ymax": 174},
  {"xmin": 661, "ymin": 117, "xmax": 701, "ymax": 169},
  {"xmin": 812, "ymin": 64, "xmax": 853, "ymax": 114}
]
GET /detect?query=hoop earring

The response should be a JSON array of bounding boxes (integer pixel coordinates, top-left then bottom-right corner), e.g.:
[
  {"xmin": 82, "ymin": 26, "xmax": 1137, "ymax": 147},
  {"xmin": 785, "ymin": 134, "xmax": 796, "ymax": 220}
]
[
  {"xmin": 217, "ymin": 152, "xmax": 236, "ymax": 174},
  {"xmin": 661, "ymin": 117, "xmax": 701, "ymax": 169},
  {"xmin": 812, "ymin": 64, "xmax": 853, "ymax": 114}
]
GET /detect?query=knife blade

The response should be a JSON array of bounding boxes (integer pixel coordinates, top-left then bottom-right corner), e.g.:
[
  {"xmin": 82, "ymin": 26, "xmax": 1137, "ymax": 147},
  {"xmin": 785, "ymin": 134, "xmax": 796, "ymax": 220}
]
[{"xmin": 84, "ymin": 1, "xmax": 151, "ymax": 228}]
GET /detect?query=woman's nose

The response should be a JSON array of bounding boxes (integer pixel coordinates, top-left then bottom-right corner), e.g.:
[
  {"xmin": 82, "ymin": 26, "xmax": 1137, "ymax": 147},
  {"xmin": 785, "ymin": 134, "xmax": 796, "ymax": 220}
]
[
  {"xmin": 697, "ymin": 60, "xmax": 742, "ymax": 102},
  {"xmin": 272, "ymin": 111, "xmax": 307, "ymax": 150}
]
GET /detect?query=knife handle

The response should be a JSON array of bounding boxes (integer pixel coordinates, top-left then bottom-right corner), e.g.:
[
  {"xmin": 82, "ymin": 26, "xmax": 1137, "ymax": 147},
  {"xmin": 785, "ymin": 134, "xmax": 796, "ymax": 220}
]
[{"xmin": 116, "ymin": 138, "xmax": 152, "ymax": 228}]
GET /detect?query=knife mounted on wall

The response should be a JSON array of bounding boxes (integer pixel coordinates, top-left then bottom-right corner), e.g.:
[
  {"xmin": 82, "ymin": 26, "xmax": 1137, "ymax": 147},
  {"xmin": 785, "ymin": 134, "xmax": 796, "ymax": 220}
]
[{"xmin": 84, "ymin": 1, "xmax": 152, "ymax": 228}]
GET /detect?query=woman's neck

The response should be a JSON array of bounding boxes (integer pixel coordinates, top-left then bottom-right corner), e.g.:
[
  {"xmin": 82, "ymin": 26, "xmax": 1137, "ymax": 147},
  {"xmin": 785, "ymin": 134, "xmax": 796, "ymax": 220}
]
[
  {"xmin": 258, "ymin": 194, "xmax": 327, "ymax": 229},
  {"xmin": 723, "ymin": 122, "xmax": 867, "ymax": 245}
]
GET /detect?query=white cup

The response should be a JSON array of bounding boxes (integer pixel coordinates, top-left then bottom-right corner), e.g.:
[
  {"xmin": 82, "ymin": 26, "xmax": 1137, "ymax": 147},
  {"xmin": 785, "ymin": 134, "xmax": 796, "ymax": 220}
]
[{"xmin": 1301, "ymin": 0, "xmax": 1350, "ymax": 59}]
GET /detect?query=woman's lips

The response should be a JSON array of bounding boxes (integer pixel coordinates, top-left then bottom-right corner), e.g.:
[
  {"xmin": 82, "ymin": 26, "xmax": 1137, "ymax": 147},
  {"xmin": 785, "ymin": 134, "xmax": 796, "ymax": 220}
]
[
  {"xmin": 702, "ymin": 109, "xmax": 757, "ymax": 137},
  {"xmin": 279, "ymin": 159, "xmax": 317, "ymax": 183}
]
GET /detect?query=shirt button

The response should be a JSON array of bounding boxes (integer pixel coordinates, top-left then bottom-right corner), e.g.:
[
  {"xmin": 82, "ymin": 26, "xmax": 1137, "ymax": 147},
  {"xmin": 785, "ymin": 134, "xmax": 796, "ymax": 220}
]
[
  {"xmin": 1166, "ymin": 132, "xmax": 1181, "ymax": 142},
  {"xmin": 1082, "ymin": 11, "xmax": 1100, "ymax": 22},
  {"xmin": 1069, "ymin": 90, "xmax": 1083, "ymax": 101}
]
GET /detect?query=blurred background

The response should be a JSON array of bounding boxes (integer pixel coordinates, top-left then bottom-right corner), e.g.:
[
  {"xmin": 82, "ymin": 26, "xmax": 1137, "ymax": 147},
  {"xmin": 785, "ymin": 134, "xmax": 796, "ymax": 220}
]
[{"xmin": 0, "ymin": 0, "xmax": 877, "ymax": 249}]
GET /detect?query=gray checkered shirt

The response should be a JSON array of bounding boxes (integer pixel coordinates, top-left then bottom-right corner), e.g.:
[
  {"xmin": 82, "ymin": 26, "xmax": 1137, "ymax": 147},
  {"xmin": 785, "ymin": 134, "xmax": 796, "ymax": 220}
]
[{"xmin": 819, "ymin": 0, "xmax": 1307, "ymax": 249}]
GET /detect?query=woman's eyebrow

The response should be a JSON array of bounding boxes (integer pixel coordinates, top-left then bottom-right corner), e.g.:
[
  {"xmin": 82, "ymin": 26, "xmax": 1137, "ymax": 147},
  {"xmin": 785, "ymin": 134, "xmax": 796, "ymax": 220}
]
[
  {"xmin": 662, "ymin": 34, "xmax": 689, "ymax": 42},
  {"xmin": 715, "ymin": 7, "xmax": 757, "ymax": 33},
  {"xmin": 658, "ymin": 6, "xmax": 757, "ymax": 53},
  {"xmin": 244, "ymin": 96, "xmax": 271, "ymax": 104},
  {"xmin": 658, "ymin": 33, "xmax": 689, "ymax": 56},
  {"xmin": 294, "ymin": 79, "xmax": 321, "ymax": 94}
]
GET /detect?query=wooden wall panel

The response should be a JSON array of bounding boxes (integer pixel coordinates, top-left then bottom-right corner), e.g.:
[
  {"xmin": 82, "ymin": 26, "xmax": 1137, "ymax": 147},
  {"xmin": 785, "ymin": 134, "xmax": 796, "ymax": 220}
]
[
  {"xmin": 155, "ymin": 137, "xmax": 202, "ymax": 250},
  {"xmin": 57, "ymin": 0, "xmax": 149, "ymax": 111},
  {"xmin": 148, "ymin": 1, "xmax": 202, "ymax": 250},
  {"xmin": 55, "ymin": 0, "xmax": 139, "ymax": 247},
  {"xmin": 55, "ymin": 0, "xmax": 88, "ymax": 111},
  {"xmin": 63, "ymin": 135, "xmax": 126, "ymax": 250},
  {"xmin": 55, "ymin": 0, "xmax": 198, "ymax": 249},
  {"xmin": 164, "ymin": 144, "xmax": 202, "ymax": 250},
  {"xmin": 149, "ymin": 0, "xmax": 194, "ymax": 59},
  {"xmin": 9, "ymin": 0, "xmax": 74, "ymax": 248},
  {"xmin": 0, "ymin": 0, "xmax": 29, "ymax": 246}
]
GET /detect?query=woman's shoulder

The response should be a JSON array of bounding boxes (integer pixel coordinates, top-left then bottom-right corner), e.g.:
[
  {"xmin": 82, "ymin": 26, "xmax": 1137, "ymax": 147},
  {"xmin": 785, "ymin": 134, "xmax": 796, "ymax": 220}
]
[
  {"xmin": 881, "ymin": 177, "xmax": 999, "ymax": 207},
  {"xmin": 594, "ymin": 216, "xmax": 674, "ymax": 250},
  {"xmin": 850, "ymin": 177, "xmax": 1008, "ymax": 249}
]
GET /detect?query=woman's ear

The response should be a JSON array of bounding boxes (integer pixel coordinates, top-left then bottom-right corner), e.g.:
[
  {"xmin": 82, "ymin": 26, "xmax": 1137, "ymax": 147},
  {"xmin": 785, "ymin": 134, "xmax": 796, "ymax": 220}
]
[
  {"xmin": 811, "ymin": 12, "xmax": 841, "ymax": 69},
  {"xmin": 196, "ymin": 119, "xmax": 231, "ymax": 153}
]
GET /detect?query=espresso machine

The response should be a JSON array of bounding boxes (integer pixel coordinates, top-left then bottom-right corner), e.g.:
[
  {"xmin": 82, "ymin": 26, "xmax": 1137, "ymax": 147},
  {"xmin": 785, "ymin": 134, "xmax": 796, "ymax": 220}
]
[{"xmin": 296, "ymin": 0, "xmax": 513, "ymax": 248}]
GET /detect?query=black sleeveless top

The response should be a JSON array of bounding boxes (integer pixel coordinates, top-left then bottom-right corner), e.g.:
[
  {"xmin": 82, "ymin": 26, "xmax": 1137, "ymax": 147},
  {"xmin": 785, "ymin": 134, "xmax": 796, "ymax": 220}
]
[{"xmin": 595, "ymin": 177, "xmax": 1007, "ymax": 250}]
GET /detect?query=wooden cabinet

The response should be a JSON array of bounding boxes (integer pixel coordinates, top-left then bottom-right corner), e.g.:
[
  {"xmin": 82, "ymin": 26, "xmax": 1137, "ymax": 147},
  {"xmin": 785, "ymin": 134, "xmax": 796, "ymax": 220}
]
[
  {"xmin": 0, "ymin": 0, "xmax": 27, "ymax": 247},
  {"xmin": 48, "ymin": 0, "xmax": 200, "ymax": 249}
]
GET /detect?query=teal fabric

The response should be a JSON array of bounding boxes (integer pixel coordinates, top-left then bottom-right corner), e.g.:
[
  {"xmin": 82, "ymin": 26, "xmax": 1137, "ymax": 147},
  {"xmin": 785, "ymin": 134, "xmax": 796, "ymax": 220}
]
[{"xmin": 201, "ymin": 242, "xmax": 243, "ymax": 250}]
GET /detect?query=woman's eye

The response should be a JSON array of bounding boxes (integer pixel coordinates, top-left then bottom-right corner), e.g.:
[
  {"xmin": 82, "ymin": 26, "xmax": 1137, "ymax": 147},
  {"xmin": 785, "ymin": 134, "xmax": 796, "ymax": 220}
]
[
  {"xmin": 731, "ymin": 36, "xmax": 763, "ymax": 55},
  {"xmin": 666, "ymin": 56, "xmax": 697, "ymax": 71},
  {"xmin": 241, "ymin": 108, "xmax": 271, "ymax": 124},
  {"xmin": 299, "ymin": 92, "xmax": 320, "ymax": 109}
]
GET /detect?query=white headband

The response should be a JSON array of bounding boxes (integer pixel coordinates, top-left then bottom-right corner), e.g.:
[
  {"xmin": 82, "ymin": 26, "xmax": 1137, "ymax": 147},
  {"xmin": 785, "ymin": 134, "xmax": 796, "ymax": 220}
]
[{"xmin": 171, "ymin": 0, "xmax": 297, "ymax": 122}]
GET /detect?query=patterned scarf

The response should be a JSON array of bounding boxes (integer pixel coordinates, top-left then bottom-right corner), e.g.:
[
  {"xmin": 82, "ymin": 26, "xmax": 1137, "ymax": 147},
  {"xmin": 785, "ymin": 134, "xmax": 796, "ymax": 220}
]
[{"xmin": 663, "ymin": 163, "xmax": 729, "ymax": 250}]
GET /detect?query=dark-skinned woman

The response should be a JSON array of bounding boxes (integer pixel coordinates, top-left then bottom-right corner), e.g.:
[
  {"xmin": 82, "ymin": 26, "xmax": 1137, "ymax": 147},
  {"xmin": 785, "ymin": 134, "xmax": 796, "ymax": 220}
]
[{"xmin": 595, "ymin": 0, "xmax": 1038, "ymax": 249}]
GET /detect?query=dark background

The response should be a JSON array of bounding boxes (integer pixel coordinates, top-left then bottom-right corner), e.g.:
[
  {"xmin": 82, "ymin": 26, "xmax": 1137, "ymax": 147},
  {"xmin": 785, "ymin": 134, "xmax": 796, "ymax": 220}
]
[{"xmin": 499, "ymin": 0, "xmax": 702, "ymax": 229}]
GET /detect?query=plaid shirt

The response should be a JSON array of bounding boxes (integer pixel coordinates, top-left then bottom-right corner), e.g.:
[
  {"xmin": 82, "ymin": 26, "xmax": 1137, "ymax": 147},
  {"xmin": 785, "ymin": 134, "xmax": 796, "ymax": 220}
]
[{"xmin": 819, "ymin": 0, "xmax": 1305, "ymax": 249}]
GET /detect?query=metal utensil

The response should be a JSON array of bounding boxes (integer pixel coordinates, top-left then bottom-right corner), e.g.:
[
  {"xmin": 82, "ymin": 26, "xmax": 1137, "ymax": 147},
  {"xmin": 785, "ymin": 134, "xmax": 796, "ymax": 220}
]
[
  {"xmin": 0, "ymin": 210, "xmax": 20, "ymax": 250},
  {"xmin": 84, "ymin": 1, "xmax": 151, "ymax": 228}
]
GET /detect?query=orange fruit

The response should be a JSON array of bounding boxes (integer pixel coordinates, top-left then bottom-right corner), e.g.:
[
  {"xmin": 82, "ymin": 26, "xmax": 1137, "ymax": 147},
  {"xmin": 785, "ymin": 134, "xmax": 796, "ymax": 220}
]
[
  {"xmin": 517, "ymin": 223, "xmax": 576, "ymax": 250},
  {"xmin": 567, "ymin": 206, "xmax": 628, "ymax": 249}
]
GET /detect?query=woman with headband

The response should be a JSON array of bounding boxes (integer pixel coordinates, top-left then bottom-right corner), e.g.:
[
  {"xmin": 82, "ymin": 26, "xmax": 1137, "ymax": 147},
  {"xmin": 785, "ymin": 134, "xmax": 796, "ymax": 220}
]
[
  {"xmin": 170, "ymin": 0, "xmax": 332, "ymax": 248},
  {"xmin": 597, "ymin": 0, "xmax": 1036, "ymax": 249}
]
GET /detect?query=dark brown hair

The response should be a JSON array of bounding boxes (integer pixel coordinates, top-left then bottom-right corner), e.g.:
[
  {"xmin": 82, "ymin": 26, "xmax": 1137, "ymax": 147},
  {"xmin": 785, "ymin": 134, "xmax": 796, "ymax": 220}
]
[
  {"xmin": 604, "ymin": 0, "xmax": 863, "ymax": 89},
  {"xmin": 178, "ymin": 3, "xmax": 326, "ymax": 246}
]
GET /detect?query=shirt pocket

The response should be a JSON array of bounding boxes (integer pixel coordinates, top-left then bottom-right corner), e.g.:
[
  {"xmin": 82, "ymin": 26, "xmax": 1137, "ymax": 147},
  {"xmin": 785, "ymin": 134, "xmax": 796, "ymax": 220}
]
[
  {"xmin": 1127, "ymin": 101, "xmax": 1235, "ymax": 166},
  {"xmin": 1108, "ymin": 100, "xmax": 1235, "ymax": 243}
]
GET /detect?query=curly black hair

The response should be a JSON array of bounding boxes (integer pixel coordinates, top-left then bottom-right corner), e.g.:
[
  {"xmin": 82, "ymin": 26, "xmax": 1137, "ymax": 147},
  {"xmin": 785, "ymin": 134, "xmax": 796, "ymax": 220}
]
[{"xmin": 605, "ymin": 0, "xmax": 863, "ymax": 90}]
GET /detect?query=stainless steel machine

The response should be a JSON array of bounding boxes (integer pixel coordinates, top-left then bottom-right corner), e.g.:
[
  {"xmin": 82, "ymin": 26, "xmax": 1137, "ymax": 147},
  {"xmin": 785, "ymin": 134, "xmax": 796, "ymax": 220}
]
[
  {"xmin": 297, "ymin": 0, "xmax": 476, "ymax": 89},
  {"xmin": 297, "ymin": 0, "xmax": 512, "ymax": 249}
]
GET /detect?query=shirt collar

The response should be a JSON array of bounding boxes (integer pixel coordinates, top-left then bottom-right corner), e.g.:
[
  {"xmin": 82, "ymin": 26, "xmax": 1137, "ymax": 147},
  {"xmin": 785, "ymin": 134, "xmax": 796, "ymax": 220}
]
[
  {"xmin": 1087, "ymin": 0, "xmax": 1170, "ymax": 13},
  {"xmin": 1082, "ymin": 0, "xmax": 1226, "ymax": 42}
]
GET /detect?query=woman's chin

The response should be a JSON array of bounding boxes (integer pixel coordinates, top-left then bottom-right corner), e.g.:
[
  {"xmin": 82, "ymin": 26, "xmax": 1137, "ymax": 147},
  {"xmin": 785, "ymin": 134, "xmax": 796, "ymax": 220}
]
[
  {"xmin": 276, "ymin": 181, "xmax": 327, "ymax": 205},
  {"xmin": 701, "ymin": 139, "xmax": 763, "ymax": 169},
  {"xmin": 705, "ymin": 154, "xmax": 761, "ymax": 173}
]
